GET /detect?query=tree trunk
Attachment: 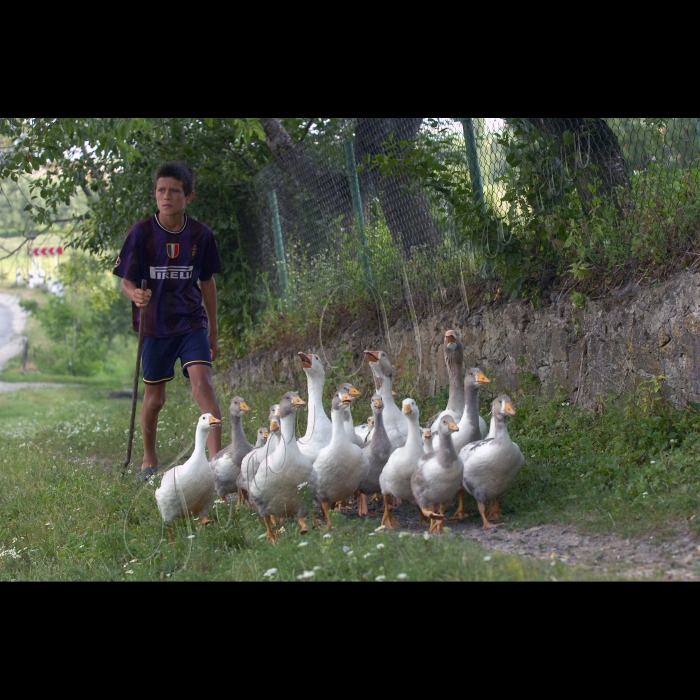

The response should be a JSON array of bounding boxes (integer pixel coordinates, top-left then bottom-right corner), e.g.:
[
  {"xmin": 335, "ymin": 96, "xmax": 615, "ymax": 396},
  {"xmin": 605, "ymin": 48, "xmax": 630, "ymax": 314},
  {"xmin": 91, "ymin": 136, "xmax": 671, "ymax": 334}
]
[
  {"xmin": 259, "ymin": 118, "xmax": 355, "ymax": 229},
  {"xmin": 527, "ymin": 118, "xmax": 631, "ymax": 212},
  {"xmin": 355, "ymin": 118, "xmax": 442, "ymax": 255},
  {"xmin": 259, "ymin": 118, "xmax": 441, "ymax": 258}
]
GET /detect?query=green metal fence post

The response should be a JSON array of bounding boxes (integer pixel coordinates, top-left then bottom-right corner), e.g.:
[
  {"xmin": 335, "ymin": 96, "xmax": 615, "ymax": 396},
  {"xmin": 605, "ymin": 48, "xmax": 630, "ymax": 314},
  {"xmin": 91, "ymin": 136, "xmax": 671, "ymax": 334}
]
[
  {"xmin": 460, "ymin": 118, "xmax": 486, "ymax": 215},
  {"xmin": 267, "ymin": 189, "xmax": 288, "ymax": 296},
  {"xmin": 344, "ymin": 140, "xmax": 373, "ymax": 283}
]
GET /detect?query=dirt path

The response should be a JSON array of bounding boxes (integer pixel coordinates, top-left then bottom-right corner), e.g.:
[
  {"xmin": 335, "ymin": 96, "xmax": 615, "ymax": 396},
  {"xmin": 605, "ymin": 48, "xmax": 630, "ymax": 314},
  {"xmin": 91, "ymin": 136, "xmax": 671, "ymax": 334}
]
[{"xmin": 357, "ymin": 501, "xmax": 700, "ymax": 580}]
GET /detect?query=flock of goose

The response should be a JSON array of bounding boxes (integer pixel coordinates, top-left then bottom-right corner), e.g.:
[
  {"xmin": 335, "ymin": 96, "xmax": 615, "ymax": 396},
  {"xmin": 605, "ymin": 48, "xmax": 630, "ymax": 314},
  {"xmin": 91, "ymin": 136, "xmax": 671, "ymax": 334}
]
[{"xmin": 153, "ymin": 330, "xmax": 525, "ymax": 544}]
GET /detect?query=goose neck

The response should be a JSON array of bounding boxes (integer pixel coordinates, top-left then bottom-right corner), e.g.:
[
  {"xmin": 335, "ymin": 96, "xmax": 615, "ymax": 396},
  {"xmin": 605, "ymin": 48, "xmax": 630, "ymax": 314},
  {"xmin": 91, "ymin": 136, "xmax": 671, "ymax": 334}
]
[
  {"xmin": 230, "ymin": 412, "xmax": 246, "ymax": 445},
  {"xmin": 447, "ymin": 365, "xmax": 464, "ymax": 414},
  {"xmin": 438, "ymin": 429, "xmax": 459, "ymax": 463}
]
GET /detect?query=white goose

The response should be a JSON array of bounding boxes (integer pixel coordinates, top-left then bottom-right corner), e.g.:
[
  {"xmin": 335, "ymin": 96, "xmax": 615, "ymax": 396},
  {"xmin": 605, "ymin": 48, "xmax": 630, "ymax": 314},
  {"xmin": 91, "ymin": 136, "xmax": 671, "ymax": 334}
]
[
  {"xmin": 313, "ymin": 390, "xmax": 370, "ymax": 526},
  {"xmin": 248, "ymin": 392, "xmax": 318, "ymax": 542},
  {"xmin": 357, "ymin": 394, "xmax": 395, "ymax": 516},
  {"xmin": 411, "ymin": 414, "xmax": 463, "ymax": 534},
  {"xmin": 254, "ymin": 427, "xmax": 268, "ymax": 447},
  {"xmin": 427, "ymin": 329, "xmax": 465, "ymax": 427},
  {"xmin": 431, "ymin": 367, "xmax": 489, "ymax": 450},
  {"xmin": 155, "ymin": 413, "xmax": 222, "ymax": 542},
  {"xmin": 336, "ymin": 381, "xmax": 364, "ymax": 447},
  {"xmin": 378, "ymin": 398, "xmax": 423, "ymax": 529},
  {"xmin": 210, "ymin": 396, "xmax": 254, "ymax": 504},
  {"xmin": 297, "ymin": 352, "xmax": 333, "ymax": 464},
  {"xmin": 460, "ymin": 394, "xmax": 525, "ymax": 530},
  {"xmin": 364, "ymin": 350, "xmax": 407, "ymax": 449},
  {"xmin": 421, "ymin": 427, "xmax": 434, "ymax": 454},
  {"xmin": 238, "ymin": 404, "xmax": 280, "ymax": 504},
  {"xmin": 444, "ymin": 367, "xmax": 490, "ymax": 520}
]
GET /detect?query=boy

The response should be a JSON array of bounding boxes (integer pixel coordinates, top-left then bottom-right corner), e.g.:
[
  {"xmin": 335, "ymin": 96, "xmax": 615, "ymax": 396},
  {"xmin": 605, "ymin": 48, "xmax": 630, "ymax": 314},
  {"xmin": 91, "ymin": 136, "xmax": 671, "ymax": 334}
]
[{"xmin": 114, "ymin": 161, "xmax": 222, "ymax": 481}]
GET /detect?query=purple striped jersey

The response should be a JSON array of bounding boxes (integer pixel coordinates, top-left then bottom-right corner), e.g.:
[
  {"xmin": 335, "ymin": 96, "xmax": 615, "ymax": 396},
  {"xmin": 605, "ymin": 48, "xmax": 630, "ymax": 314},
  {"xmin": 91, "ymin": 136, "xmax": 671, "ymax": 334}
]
[{"xmin": 113, "ymin": 214, "xmax": 222, "ymax": 338}]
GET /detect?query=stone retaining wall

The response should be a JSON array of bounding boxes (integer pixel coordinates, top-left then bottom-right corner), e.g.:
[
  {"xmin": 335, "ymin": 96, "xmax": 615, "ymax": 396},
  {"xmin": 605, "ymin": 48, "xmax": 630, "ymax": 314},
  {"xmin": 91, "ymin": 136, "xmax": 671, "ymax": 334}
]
[{"xmin": 224, "ymin": 269, "xmax": 700, "ymax": 407}]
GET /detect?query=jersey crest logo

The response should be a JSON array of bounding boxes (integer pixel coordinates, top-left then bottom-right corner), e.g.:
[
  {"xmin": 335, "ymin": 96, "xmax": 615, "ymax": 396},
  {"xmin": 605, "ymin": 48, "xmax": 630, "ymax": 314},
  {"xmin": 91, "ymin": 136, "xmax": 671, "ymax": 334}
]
[
  {"xmin": 166, "ymin": 243, "xmax": 180, "ymax": 259},
  {"xmin": 114, "ymin": 256, "xmax": 121, "ymax": 267},
  {"xmin": 190, "ymin": 245, "xmax": 197, "ymax": 259}
]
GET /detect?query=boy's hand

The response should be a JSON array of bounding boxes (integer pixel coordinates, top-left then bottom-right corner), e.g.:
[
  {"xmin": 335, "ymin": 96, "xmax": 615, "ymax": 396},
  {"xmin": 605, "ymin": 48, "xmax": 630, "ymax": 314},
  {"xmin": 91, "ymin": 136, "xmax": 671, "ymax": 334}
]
[
  {"xmin": 132, "ymin": 287, "xmax": 152, "ymax": 308},
  {"xmin": 209, "ymin": 331, "xmax": 219, "ymax": 361}
]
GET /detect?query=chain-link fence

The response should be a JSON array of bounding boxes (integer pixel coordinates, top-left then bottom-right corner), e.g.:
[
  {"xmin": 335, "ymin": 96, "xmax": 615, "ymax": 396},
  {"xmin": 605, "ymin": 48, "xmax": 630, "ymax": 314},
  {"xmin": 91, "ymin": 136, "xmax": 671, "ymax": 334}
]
[{"xmin": 250, "ymin": 118, "xmax": 700, "ymax": 322}]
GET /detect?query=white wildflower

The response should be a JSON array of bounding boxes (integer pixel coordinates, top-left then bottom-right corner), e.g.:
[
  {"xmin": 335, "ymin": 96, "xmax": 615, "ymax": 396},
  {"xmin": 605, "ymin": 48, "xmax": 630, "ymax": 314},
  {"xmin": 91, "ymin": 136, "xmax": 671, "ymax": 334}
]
[
  {"xmin": 297, "ymin": 482, "xmax": 308, "ymax": 491},
  {"xmin": 125, "ymin": 570, "xmax": 134, "ymax": 575},
  {"xmin": 187, "ymin": 534, "xmax": 196, "ymax": 539},
  {"xmin": 313, "ymin": 566, "xmax": 322, "ymax": 571},
  {"xmin": 376, "ymin": 543, "xmax": 385, "ymax": 550},
  {"xmin": 323, "ymin": 533, "xmax": 332, "ymax": 539},
  {"xmin": 363, "ymin": 552, "xmax": 372, "ymax": 559},
  {"xmin": 397, "ymin": 573, "xmax": 408, "ymax": 580},
  {"xmin": 342, "ymin": 545, "xmax": 351, "ymax": 552},
  {"xmin": 346, "ymin": 550, "xmax": 354, "ymax": 557},
  {"xmin": 375, "ymin": 575, "xmax": 386, "ymax": 582},
  {"xmin": 296, "ymin": 570, "xmax": 315, "ymax": 580},
  {"xmin": 398, "ymin": 532, "xmax": 411, "ymax": 539},
  {"xmin": 297, "ymin": 541, "xmax": 308, "ymax": 548},
  {"xmin": 483, "ymin": 555, "xmax": 492, "ymax": 561},
  {"xmin": 423, "ymin": 532, "xmax": 431, "ymax": 541},
  {"xmin": 374, "ymin": 525, "xmax": 386, "ymax": 532},
  {"xmin": 263, "ymin": 568, "xmax": 278, "ymax": 579}
]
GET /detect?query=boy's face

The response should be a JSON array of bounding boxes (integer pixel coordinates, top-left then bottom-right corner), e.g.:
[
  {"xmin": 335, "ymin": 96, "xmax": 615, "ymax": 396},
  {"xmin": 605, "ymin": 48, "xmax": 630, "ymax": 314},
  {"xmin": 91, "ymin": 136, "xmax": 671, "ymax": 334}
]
[{"xmin": 155, "ymin": 177, "xmax": 195, "ymax": 217}]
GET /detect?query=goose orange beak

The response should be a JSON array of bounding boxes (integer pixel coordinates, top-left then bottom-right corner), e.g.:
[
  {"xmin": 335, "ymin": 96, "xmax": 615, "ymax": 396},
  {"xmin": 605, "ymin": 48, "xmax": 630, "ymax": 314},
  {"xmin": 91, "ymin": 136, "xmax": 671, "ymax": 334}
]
[
  {"xmin": 364, "ymin": 350, "xmax": 380, "ymax": 363},
  {"xmin": 341, "ymin": 393, "xmax": 353, "ymax": 405},
  {"xmin": 292, "ymin": 396, "xmax": 307, "ymax": 408},
  {"xmin": 402, "ymin": 403, "xmax": 412, "ymax": 414},
  {"xmin": 270, "ymin": 420, "xmax": 280, "ymax": 431},
  {"xmin": 477, "ymin": 372, "xmax": 490, "ymax": 384},
  {"xmin": 373, "ymin": 398, "xmax": 383, "ymax": 409},
  {"xmin": 348, "ymin": 386, "xmax": 361, "ymax": 397},
  {"xmin": 445, "ymin": 330, "xmax": 457, "ymax": 344},
  {"xmin": 448, "ymin": 421, "xmax": 459, "ymax": 432},
  {"xmin": 209, "ymin": 416, "xmax": 222, "ymax": 427},
  {"xmin": 239, "ymin": 401, "xmax": 250, "ymax": 412},
  {"xmin": 504, "ymin": 402, "xmax": 516, "ymax": 415}
]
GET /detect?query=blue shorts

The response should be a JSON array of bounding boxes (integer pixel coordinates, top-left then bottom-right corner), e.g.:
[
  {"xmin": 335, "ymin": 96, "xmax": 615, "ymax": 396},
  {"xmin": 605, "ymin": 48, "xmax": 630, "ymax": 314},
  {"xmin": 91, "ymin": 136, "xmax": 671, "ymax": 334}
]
[{"xmin": 141, "ymin": 329, "xmax": 212, "ymax": 385}]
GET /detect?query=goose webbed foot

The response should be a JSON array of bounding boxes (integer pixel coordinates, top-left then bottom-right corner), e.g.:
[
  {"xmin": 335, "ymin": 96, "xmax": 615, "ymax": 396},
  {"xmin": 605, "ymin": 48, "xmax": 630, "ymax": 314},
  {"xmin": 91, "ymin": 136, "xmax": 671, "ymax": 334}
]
[
  {"xmin": 357, "ymin": 491, "xmax": 369, "ymax": 517},
  {"xmin": 485, "ymin": 499, "xmax": 504, "ymax": 521},
  {"xmin": 381, "ymin": 494, "xmax": 402, "ymax": 529},
  {"xmin": 448, "ymin": 489, "xmax": 470, "ymax": 520},
  {"xmin": 263, "ymin": 516, "xmax": 278, "ymax": 543},
  {"xmin": 478, "ymin": 502, "xmax": 500, "ymax": 530}
]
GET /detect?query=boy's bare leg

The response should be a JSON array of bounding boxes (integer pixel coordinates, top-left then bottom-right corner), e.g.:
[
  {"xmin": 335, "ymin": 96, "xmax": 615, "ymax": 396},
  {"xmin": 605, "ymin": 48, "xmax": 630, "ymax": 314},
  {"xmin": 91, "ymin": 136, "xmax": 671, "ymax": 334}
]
[
  {"xmin": 188, "ymin": 364, "xmax": 222, "ymax": 459},
  {"xmin": 140, "ymin": 382, "xmax": 166, "ymax": 471}
]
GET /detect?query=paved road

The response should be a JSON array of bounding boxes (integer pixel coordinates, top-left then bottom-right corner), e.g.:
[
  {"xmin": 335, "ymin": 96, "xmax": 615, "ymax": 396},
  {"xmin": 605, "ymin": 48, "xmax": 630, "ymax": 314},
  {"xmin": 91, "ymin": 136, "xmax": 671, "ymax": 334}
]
[
  {"xmin": 0, "ymin": 293, "xmax": 62, "ymax": 391},
  {"xmin": 0, "ymin": 302, "xmax": 13, "ymax": 347}
]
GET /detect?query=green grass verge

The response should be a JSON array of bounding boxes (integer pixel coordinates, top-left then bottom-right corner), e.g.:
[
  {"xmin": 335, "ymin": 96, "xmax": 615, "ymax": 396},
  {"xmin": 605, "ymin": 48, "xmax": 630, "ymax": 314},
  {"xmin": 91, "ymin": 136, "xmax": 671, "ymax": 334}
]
[{"xmin": 3, "ymin": 356, "xmax": 699, "ymax": 581}]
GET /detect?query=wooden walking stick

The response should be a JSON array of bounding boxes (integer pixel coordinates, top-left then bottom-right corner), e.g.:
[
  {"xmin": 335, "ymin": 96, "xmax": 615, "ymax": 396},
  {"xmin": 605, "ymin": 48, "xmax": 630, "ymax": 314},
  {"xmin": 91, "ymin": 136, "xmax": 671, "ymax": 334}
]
[{"xmin": 124, "ymin": 279, "xmax": 148, "ymax": 473}]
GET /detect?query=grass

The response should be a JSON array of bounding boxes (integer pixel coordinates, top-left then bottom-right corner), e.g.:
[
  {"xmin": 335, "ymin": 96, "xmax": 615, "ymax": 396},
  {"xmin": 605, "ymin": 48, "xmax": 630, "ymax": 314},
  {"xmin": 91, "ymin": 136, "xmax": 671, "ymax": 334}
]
[
  {"xmin": 3, "ymin": 346, "xmax": 700, "ymax": 581},
  {"xmin": 0, "ymin": 373, "xmax": 594, "ymax": 582}
]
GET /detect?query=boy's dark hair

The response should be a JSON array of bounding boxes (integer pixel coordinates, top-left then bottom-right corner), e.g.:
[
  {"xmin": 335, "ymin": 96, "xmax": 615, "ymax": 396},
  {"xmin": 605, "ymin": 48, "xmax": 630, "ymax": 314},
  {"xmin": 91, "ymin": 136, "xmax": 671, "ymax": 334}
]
[{"xmin": 154, "ymin": 161, "xmax": 194, "ymax": 196}]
